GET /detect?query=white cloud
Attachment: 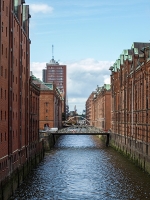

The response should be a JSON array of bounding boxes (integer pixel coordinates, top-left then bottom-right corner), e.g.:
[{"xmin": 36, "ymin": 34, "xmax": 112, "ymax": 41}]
[
  {"xmin": 61, "ymin": 59, "xmax": 113, "ymax": 112},
  {"xmin": 68, "ymin": 97, "xmax": 87, "ymax": 114},
  {"xmin": 103, "ymin": 75, "xmax": 111, "ymax": 84},
  {"xmin": 30, "ymin": 4, "xmax": 53, "ymax": 14},
  {"xmin": 30, "ymin": 62, "xmax": 46, "ymax": 80},
  {"xmin": 30, "ymin": 59, "xmax": 114, "ymax": 113}
]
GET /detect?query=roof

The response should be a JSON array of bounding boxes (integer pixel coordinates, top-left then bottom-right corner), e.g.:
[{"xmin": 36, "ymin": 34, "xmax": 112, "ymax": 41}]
[
  {"xmin": 103, "ymin": 84, "xmax": 111, "ymax": 90},
  {"xmin": 110, "ymin": 42, "xmax": 150, "ymax": 72},
  {"xmin": 30, "ymin": 74, "xmax": 63, "ymax": 100},
  {"xmin": 47, "ymin": 58, "xmax": 59, "ymax": 65},
  {"xmin": 31, "ymin": 75, "xmax": 53, "ymax": 90}
]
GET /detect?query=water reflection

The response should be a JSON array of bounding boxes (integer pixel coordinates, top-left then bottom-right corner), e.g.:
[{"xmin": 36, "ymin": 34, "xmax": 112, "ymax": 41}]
[{"xmin": 10, "ymin": 135, "xmax": 150, "ymax": 200}]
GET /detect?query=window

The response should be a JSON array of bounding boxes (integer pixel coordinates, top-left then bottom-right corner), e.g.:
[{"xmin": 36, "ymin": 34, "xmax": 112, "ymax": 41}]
[
  {"xmin": 6, "ymin": 7, "xmax": 8, "ymax": 16},
  {"xmin": 6, "ymin": 48, "xmax": 7, "ymax": 58},
  {"xmin": 2, "ymin": 1, "xmax": 4, "ymax": 11},
  {"xmin": 2, "ymin": 44, "xmax": 3, "ymax": 55},
  {"xmin": 1, "ymin": 88, "xmax": 2, "ymax": 99},
  {"xmin": 5, "ymin": 69, "xmax": 7, "ymax": 78},
  {"xmin": 1, "ymin": 22, "xmax": 3, "ymax": 32}
]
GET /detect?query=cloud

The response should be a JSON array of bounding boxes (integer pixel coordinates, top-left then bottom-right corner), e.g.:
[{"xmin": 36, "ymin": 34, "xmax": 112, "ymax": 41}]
[
  {"xmin": 30, "ymin": 62, "xmax": 46, "ymax": 80},
  {"xmin": 61, "ymin": 59, "xmax": 113, "ymax": 112},
  {"xmin": 30, "ymin": 59, "xmax": 114, "ymax": 113},
  {"xmin": 30, "ymin": 4, "xmax": 53, "ymax": 14}
]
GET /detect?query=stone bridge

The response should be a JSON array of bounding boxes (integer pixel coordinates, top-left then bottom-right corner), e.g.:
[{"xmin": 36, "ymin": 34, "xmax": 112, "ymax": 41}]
[
  {"xmin": 52, "ymin": 125, "xmax": 110, "ymax": 147},
  {"xmin": 40, "ymin": 126, "xmax": 110, "ymax": 150}
]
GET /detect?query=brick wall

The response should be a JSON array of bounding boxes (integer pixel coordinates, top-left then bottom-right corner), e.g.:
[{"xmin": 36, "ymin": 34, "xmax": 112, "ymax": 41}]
[
  {"xmin": 0, "ymin": 1, "xmax": 33, "ymax": 182},
  {"xmin": 29, "ymin": 78, "xmax": 40, "ymax": 159},
  {"xmin": 110, "ymin": 42, "xmax": 150, "ymax": 156}
]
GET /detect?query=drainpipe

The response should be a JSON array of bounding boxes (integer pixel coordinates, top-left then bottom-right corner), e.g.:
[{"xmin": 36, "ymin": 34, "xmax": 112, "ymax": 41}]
[{"xmin": 132, "ymin": 79, "xmax": 133, "ymax": 137}]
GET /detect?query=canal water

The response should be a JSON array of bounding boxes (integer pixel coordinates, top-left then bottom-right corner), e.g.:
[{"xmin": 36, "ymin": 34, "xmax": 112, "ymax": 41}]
[{"xmin": 10, "ymin": 135, "xmax": 150, "ymax": 200}]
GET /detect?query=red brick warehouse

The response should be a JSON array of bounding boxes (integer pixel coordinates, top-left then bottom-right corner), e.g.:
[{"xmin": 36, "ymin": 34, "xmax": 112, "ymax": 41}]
[
  {"xmin": 0, "ymin": 0, "xmax": 42, "ymax": 182},
  {"xmin": 31, "ymin": 75, "xmax": 63, "ymax": 130},
  {"xmin": 110, "ymin": 42, "xmax": 150, "ymax": 157}
]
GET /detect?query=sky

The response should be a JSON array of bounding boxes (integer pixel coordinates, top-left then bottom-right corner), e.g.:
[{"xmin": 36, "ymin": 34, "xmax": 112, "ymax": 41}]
[{"xmin": 27, "ymin": 0, "xmax": 150, "ymax": 114}]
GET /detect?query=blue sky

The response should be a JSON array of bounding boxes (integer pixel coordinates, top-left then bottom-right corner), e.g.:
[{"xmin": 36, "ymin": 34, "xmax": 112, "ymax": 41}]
[{"xmin": 27, "ymin": 0, "xmax": 150, "ymax": 113}]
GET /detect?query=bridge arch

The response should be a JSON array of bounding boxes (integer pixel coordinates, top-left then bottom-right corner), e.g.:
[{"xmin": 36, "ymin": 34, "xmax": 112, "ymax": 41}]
[{"xmin": 64, "ymin": 116, "xmax": 91, "ymax": 125}]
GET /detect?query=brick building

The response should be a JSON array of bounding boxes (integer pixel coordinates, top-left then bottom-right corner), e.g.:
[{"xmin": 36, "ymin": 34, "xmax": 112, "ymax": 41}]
[
  {"xmin": 42, "ymin": 54, "xmax": 67, "ymax": 118},
  {"xmin": 92, "ymin": 84, "xmax": 111, "ymax": 130},
  {"xmin": 86, "ymin": 92, "xmax": 96, "ymax": 125},
  {"xmin": 110, "ymin": 42, "xmax": 150, "ymax": 161},
  {"xmin": 31, "ymin": 75, "xmax": 63, "ymax": 130},
  {"xmin": 29, "ymin": 76, "xmax": 40, "ymax": 159},
  {"xmin": 0, "ymin": 0, "xmax": 31, "ymax": 181},
  {"xmin": 0, "ymin": 1, "xmax": 43, "ymax": 183}
]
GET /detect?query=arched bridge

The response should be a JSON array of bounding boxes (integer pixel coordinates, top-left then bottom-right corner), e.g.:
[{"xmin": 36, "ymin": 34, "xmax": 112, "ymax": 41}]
[
  {"xmin": 52, "ymin": 125, "xmax": 110, "ymax": 147},
  {"xmin": 63, "ymin": 116, "xmax": 91, "ymax": 126}
]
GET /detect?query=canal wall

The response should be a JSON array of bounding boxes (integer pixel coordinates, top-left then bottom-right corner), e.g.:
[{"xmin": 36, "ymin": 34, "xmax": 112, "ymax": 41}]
[
  {"xmin": 43, "ymin": 134, "xmax": 55, "ymax": 151},
  {"xmin": 109, "ymin": 133, "xmax": 150, "ymax": 174},
  {"xmin": 0, "ymin": 133, "xmax": 58, "ymax": 200},
  {"xmin": 0, "ymin": 147, "xmax": 44, "ymax": 200},
  {"xmin": 41, "ymin": 133, "xmax": 60, "ymax": 151}
]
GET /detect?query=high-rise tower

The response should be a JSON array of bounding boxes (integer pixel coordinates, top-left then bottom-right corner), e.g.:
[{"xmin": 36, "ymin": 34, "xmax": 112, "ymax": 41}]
[{"xmin": 42, "ymin": 46, "xmax": 67, "ymax": 117}]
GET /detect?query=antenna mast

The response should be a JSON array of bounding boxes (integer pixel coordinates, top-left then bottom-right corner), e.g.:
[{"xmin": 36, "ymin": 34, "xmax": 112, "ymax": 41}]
[{"xmin": 52, "ymin": 45, "xmax": 54, "ymax": 60}]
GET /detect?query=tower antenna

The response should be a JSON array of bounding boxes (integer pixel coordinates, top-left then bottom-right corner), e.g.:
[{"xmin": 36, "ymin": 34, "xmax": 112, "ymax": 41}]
[{"xmin": 52, "ymin": 45, "xmax": 54, "ymax": 60}]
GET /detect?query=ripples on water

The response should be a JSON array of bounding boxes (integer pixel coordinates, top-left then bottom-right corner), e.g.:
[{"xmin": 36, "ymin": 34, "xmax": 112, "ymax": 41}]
[{"xmin": 10, "ymin": 135, "xmax": 150, "ymax": 200}]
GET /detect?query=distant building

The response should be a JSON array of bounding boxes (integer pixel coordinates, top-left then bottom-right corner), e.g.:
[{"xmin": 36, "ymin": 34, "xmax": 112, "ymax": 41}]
[
  {"xmin": 86, "ymin": 85, "xmax": 111, "ymax": 129},
  {"xmin": 86, "ymin": 92, "xmax": 96, "ymax": 125},
  {"xmin": 69, "ymin": 111, "xmax": 76, "ymax": 117},
  {"xmin": 42, "ymin": 49, "xmax": 67, "ymax": 118},
  {"xmin": 66, "ymin": 104, "xmax": 69, "ymax": 119},
  {"xmin": 29, "ymin": 74, "xmax": 40, "ymax": 159},
  {"xmin": 31, "ymin": 75, "xmax": 63, "ymax": 129},
  {"xmin": 93, "ymin": 84, "xmax": 111, "ymax": 130}
]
